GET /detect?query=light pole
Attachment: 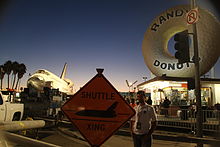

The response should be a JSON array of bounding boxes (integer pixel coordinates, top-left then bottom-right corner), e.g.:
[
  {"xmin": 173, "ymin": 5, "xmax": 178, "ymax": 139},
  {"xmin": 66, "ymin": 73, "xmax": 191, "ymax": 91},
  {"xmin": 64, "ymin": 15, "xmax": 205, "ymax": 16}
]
[
  {"xmin": 126, "ymin": 80, "xmax": 137, "ymax": 99},
  {"xmin": 190, "ymin": 0, "xmax": 203, "ymax": 139},
  {"xmin": 126, "ymin": 80, "xmax": 130, "ymax": 92}
]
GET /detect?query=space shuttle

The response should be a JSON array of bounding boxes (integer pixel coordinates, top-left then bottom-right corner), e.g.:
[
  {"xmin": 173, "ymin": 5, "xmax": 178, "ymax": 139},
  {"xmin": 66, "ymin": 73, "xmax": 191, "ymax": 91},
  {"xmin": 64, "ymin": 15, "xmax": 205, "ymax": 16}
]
[{"xmin": 27, "ymin": 63, "xmax": 74, "ymax": 95}]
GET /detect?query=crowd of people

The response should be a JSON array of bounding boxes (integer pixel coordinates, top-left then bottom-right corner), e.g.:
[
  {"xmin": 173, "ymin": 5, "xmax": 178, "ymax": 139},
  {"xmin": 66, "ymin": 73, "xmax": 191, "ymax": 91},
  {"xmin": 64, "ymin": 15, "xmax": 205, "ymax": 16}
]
[
  {"xmin": 125, "ymin": 92, "xmax": 220, "ymax": 147},
  {"xmin": 125, "ymin": 94, "xmax": 171, "ymax": 116}
]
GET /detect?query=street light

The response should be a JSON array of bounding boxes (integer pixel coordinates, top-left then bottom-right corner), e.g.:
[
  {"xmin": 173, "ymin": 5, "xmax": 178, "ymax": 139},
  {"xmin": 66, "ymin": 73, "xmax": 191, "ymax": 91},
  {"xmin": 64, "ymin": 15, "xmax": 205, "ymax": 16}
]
[
  {"xmin": 126, "ymin": 80, "xmax": 130, "ymax": 92},
  {"xmin": 126, "ymin": 80, "xmax": 137, "ymax": 91},
  {"xmin": 125, "ymin": 80, "xmax": 138, "ymax": 98},
  {"xmin": 130, "ymin": 80, "xmax": 138, "ymax": 91},
  {"xmin": 143, "ymin": 77, "xmax": 147, "ymax": 82}
]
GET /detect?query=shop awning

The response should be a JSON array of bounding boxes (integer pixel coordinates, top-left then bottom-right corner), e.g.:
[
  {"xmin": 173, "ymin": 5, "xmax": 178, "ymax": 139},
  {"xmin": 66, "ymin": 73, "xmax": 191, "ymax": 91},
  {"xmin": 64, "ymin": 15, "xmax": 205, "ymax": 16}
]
[{"xmin": 137, "ymin": 76, "xmax": 220, "ymax": 87}]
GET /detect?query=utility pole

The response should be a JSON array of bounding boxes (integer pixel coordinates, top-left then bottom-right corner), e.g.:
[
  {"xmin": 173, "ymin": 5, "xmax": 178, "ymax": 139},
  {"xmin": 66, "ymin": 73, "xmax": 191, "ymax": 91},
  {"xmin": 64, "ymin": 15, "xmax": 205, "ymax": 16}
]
[{"xmin": 191, "ymin": 0, "xmax": 203, "ymax": 138}]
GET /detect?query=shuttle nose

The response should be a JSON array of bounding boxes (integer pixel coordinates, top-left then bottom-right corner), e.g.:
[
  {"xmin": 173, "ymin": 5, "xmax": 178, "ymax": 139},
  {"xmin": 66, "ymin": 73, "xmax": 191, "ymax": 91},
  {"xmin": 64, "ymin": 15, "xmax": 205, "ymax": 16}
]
[{"xmin": 27, "ymin": 76, "xmax": 45, "ymax": 90}]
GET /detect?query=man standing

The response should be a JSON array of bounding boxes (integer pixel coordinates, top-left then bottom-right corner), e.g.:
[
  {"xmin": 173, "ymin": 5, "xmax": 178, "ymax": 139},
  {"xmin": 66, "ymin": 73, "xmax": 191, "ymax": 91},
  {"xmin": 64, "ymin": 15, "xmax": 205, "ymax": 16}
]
[
  {"xmin": 162, "ymin": 97, "xmax": 171, "ymax": 117},
  {"xmin": 130, "ymin": 91, "xmax": 157, "ymax": 147}
]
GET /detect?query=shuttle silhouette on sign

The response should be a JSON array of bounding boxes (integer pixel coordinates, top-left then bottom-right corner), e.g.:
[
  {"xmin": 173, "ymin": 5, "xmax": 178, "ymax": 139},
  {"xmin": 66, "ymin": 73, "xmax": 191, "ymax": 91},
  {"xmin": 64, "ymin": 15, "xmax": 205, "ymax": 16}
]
[
  {"xmin": 75, "ymin": 101, "xmax": 118, "ymax": 118},
  {"xmin": 27, "ymin": 63, "xmax": 74, "ymax": 95}
]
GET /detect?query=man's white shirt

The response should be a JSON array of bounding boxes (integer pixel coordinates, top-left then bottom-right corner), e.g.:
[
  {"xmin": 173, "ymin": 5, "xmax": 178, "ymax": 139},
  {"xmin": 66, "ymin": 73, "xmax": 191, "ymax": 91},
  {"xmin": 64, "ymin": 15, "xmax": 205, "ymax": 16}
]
[{"xmin": 131, "ymin": 103, "xmax": 157, "ymax": 135}]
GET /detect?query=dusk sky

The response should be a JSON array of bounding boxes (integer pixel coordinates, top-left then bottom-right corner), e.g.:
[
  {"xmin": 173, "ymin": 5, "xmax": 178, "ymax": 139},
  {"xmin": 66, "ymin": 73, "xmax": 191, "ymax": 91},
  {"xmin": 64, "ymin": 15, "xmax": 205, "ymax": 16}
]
[{"xmin": 0, "ymin": 0, "xmax": 219, "ymax": 92}]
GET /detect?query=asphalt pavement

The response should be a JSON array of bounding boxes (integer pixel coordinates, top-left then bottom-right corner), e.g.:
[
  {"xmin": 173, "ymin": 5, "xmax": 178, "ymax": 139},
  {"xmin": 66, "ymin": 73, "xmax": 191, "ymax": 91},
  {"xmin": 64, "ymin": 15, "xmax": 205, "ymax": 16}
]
[
  {"xmin": 56, "ymin": 127, "xmax": 219, "ymax": 147},
  {"xmin": 8, "ymin": 117, "xmax": 218, "ymax": 147},
  {"xmin": 3, "ymin": 127, "xmax": 219, "ymax": 147}
]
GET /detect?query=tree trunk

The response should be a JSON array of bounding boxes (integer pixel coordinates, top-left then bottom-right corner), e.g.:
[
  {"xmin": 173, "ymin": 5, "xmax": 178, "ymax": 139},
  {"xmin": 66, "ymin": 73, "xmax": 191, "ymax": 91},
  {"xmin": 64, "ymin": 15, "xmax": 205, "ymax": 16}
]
[
  {"xmin": 11, "ymin": 74, "xmax": 13, "ymax": 89},
  {"xmin": 0, "ymin": 79, "xmax": 2, "ymax": 90},
  {"xmin": 7, "ymin": 74, "xmax": 10, "ymax": 89},
  {"xmin": 15, "ymin": 78, "xmax": 19, "ymax": 90},
  {"xmin": 12, "ymin": 74, "xmax": 16, "ymax": 89}
]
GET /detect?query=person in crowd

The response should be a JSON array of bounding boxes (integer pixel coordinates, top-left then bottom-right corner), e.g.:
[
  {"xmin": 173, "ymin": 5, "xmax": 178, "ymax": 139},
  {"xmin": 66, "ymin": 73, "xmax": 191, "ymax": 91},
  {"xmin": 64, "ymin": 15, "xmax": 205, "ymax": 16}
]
[
  {"xmin": 214, "ymin": 103, "xmax": 220, "ymax": 110},
  {"xmin": 123, "ymin": 95, "xmax": 130, "ymax": 104},
  {"xmin": 130, "ymin": 91, "xmax": 157, "ymax": 147},
  {"xmin": 214, "ymin": 103, "xmax": 220, "ymax": 120},
  {"xmin": 136, "ymin": 99, "xmax": 140, "ymax": 105},
  {"xmin": 162, "ymin": 97, "xmax": 171, "ymax": 117},
  {"xmin": 146, "ymin": 96, "xmax": 152, "ymax": 105},
  {"xmin": 130, "ymin": 98, "xmax": 137, "ymax": 108},
  {"xmin": 126, "ymin": 97, "xmax": 131, "ymax": 104}
]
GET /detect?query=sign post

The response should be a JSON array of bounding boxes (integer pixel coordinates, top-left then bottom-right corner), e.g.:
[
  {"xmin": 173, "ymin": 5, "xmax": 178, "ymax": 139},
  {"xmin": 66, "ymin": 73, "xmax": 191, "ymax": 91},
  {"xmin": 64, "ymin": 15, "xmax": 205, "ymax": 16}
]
[
  {"xmin": 190, "ymin": 0, "xmax": 203, "ymax": 139},
  {"xmin": 61, "ymin": 69, "xmax": 135, "ymax": 147}
]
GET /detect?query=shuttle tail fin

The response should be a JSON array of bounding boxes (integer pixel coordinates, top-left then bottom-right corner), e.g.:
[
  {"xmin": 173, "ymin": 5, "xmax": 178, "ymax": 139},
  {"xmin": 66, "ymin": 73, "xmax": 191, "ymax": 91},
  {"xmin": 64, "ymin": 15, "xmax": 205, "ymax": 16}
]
[{"xmin": 60, "ymin": 63, "xmax": 67, "ymax": 79}]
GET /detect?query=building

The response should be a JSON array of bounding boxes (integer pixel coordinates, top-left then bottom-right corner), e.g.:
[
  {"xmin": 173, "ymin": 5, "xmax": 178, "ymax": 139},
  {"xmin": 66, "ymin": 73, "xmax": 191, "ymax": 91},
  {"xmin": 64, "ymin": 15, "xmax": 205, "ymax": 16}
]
[{"xmin": 137, "ymin": 76, "xmax": 220, "ymax": 107}]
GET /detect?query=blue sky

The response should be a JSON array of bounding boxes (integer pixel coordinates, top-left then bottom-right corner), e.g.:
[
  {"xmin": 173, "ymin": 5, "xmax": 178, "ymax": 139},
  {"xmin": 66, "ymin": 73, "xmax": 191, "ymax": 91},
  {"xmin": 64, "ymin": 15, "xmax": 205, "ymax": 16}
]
[{"xmin": 0, "ymin": 0, "xmax": 219, "ymax": 92}]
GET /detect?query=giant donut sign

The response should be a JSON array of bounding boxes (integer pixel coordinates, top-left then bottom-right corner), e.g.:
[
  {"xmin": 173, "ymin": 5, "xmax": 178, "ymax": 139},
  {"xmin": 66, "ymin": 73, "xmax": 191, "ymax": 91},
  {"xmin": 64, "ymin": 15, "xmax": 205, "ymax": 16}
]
[{"xmin": 142, "ymin": 5, "xmax": 220, "ymax": 77}]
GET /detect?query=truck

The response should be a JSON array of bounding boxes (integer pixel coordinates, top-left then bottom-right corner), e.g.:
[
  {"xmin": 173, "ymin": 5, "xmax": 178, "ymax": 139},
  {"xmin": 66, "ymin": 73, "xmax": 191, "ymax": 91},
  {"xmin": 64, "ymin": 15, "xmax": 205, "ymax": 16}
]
[
  {"xmin": 20, "ymin": 87, "xmax": 67, "ymax": 119},
  {"xmin": 0, "ymin": 91, "xmax": 24, "ymax": 122}
]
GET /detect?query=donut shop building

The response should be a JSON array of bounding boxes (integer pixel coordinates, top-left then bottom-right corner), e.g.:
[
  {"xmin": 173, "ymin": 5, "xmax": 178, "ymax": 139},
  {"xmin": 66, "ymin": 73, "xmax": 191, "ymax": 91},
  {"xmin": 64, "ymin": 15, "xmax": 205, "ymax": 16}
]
[{"xmin": 137, "ymin": 76, "xmax": 220, "ymax": 107}]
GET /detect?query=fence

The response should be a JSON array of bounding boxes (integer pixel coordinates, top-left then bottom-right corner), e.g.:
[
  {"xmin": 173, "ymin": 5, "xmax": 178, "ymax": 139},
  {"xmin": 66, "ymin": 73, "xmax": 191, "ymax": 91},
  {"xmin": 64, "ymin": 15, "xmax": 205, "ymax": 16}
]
[{"xmin": 157, "ymin": 108, "xmax": 220, "ymax": 132}]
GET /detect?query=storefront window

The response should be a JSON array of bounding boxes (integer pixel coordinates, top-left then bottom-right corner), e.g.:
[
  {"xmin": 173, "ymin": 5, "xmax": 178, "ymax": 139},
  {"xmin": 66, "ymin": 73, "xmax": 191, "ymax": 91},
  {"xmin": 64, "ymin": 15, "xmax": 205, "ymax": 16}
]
[{"xmin": 201, "ymin": 87, "xmax": 211, "ymax": 106}]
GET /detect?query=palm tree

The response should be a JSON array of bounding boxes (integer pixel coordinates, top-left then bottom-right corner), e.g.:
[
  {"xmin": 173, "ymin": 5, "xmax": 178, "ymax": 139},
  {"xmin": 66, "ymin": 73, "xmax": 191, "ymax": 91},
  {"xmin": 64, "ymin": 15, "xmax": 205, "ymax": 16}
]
[
  {"xmin": 3, "ymin": 60, "xmax": 12, "ymax": 89},
  {"xmin": 0, "ymin": 65, "xmax": 5, "ymax": 90},
  {"xmin": 15, "ymin": 63, "xmax": 26, "ymax": 90},
  {"xmin": 11, "ymin": 61, "xmax": 19, "ymax": 89}
]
